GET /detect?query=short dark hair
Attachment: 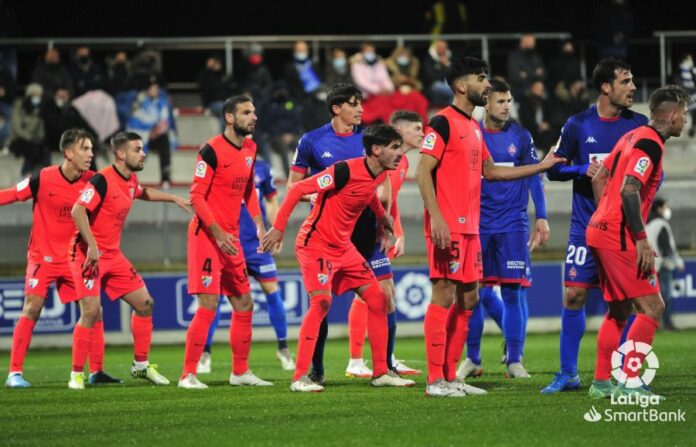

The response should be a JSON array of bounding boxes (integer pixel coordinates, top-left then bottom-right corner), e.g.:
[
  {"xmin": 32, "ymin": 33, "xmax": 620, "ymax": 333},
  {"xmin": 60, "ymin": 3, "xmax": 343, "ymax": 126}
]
[
  {"xmin": 363, "ymin": 124, "xmax": 402, "ymax": 156},
  {"xmin": 326, "ymin": 83, "xmax": 363, "ymax": 116},
  {"xmin": 222, "ymin": 94, "xmax": 253, "ymax": 116},
  {"xmin": 389, "ymin": 110, "xmax": 422, "ymax": 125},
  {"xmin": 59, "ymin": 128, "xmax": 94, "ymax": 153},
  {"xmin": 651, "ymin": 196, "xmax": 667, "ymax": 213},
  {"xmin": 489, "ymin": 78, "xmax": 511, "ymax": 94},
  {"xmin": 110, "ymin": 131, "xmax": 142, "ymax": 152},
  {"xmin": 648, "ymin": 84, "xmax": 692, "ymax": 113},
  {"xmin": 592, "ymin": 58, "xmax": 631, "ymax": 92},
  {"xmin": 446, "ymin": 57, "xmax": 489, "ymax": 90}
]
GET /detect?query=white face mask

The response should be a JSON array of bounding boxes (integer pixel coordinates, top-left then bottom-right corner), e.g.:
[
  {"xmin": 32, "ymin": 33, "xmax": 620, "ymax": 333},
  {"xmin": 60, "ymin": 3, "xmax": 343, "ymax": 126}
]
[{"xmin": 663, "ymin": 207, "xmax": 672, "ymax": 220}]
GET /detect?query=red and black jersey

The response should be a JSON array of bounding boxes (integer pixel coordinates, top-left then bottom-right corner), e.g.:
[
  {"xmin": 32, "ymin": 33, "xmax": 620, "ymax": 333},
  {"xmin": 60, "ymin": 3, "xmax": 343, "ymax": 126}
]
[
  {"xmin": 0, "ymin": 166, "xmax": 94, "ymax": 263},
  {"xmin": 189, "ymin": 134, "xmax": 261, "ymax": 237},
  {"xmin": 71, "ymin": 165, "xmax": 143, "ymax": 257},
  {"xmin": 274, "ymin": 157, "xmax": 388, "ymax": 250}
]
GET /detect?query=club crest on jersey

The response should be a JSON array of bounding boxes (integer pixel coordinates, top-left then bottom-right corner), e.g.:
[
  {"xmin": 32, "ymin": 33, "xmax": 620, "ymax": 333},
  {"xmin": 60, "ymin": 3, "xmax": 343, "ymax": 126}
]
[
  {"xmin": 129, "ymin": 187, "xmax": 135, "ymax": 199},
  {"xmin": 195, "ymin": 161, "xmax": 207, "ymax": 178},
  {"xmin": 317, "ymin": 173, "xmax": 333, "ymax": 190},
  {"xmin": 422, "ymin": 133, "xmax": 436, "ymax": 150},
  {"xmin": 317, "ymin": 273, "xmax": 329, "ymax": 285},
  {"xmin": 568, "ymin": 267, "xmax": 578, "ymax": 279},
  {"xmin": 449, "ymin": 261, "xmax": 461, "ymax": 274},
  {"xmin": 80, "ymin": 188, "xmax": 95, "ymax": 204},
  {"xmin": 246, "ymin": 156, "xmax": 253, "ymax": 167},
  {"xmin": 474, "ymin": 129, "xmax": 481, "ymax": 141},
  {"xmin": 28, "ymin": 278, "xmax": 39, "ymax": 289},
  {"xmin": 201, "ymin": 275, "xmax": 213, "ymax": 288},
  {"xmin": 507, "ymin": 143, "xmax": 517, "ymax": 156},
  {"xmin": 84, "ymin": 278, "xmax": 95, "ymax": 290},
  {"xmin": 400, "ymin": 169, "xmax": 406, "ymax": 179},
  {"xmin": 634, "ymin": 157, "xmax": 650, "ymax": 176},
  {"xmin": 648, "ymin": 274, "xmax": 657, "ymax": 288}
]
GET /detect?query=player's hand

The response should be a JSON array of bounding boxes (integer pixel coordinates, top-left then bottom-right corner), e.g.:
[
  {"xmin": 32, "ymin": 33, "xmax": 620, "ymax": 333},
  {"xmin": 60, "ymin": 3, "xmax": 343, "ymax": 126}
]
[
  {"xmin": 261, "ymin": 227, "xmax": 284, "ymax": 253},
  {"xmin": 393, "ymin": 236, "xmax": 405, "ymax": 258},
  {"xmin": 307, "ymin": 193, "xmax": 317, "ymax": 205},
  {"xmin": 539, "ymin": 149, "xmax": 567, "ymax": 171},
  {"xmin": 210, "ymin": 224, "xmax": 238, "ymax": 255},
  {"xmin": 636, "ymin": 239, "xmax": 655, "ymax": 277},
  {"xmin": 529, "ymin": 218, "xmax": 550, "ymax": 252},
  {"xmin": 430, "ymin": 214, "xmax": 451, "ymax": 250},
  {"xmin": 173, "ymin": 195, "xmax": 192, "ymax": 214},
  {"xmin": 256, "ymin": 223, "xmax": 267, "ymax": 245},
  {"xmin": 585, "ymin": 161, "xmax": 601, "ymax": 178},
  {"xmin": 271, "ymin": 240, "xmax": 284, "ymax": 256},
  {"xmin": 83, "ymin": 243, "xmax": 100, "ymax": 274}
]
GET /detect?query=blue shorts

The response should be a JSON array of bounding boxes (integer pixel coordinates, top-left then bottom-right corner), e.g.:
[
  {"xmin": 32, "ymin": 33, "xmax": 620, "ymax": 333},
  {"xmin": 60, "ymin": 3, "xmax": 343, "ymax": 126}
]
[
  {"xmin": 242, "ymin": 244, "xmax": 278, "ymax": 283},
  {"xmin": 480, "ymin": 231, "xmax": 529, "ymax": 285},
  {"xmin": 564, "ymin": 233, "xmax": 598, "ymax": 288},
  {"xmin": 366, "ymin": 242, "xmax": 393, "ymax": 280}
]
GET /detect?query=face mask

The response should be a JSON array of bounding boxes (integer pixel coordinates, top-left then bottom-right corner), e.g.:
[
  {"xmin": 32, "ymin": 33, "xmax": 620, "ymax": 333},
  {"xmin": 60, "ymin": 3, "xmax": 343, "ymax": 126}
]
[
  {"xmin": 663, "ymin": 207, "xmax": 672, "ymax": 220},
  {"xmin": 78, "ymin": 56, "xmax": 90, "ymax": 64},
  {"xmin": 396, "ymin": 56, "xmax": 410, "ymax": 66},
  {"xmin": 332, "ymin": 58, "xmax": 347, "ymax": 71},
  {"xmin": 248, "ymin": 54, "xmax": 262, "ymax": 65},
  {"xmin": 315, "ymin": 91, "xmax": 328, "ymax": 101},
  {"xmin": 294, "ymin": 52, "xmax": 308, "ymax": 62},
  {"xmin": 55, "ymin": 99, "xmax": 65, "ymax": 108},
  {"xmin": 363, "ymin": 52, "xmax": 376, "ymax": 63},
  {"xmin": 30, "ymin": 96, "xmax": 41, "ymax": 107}
]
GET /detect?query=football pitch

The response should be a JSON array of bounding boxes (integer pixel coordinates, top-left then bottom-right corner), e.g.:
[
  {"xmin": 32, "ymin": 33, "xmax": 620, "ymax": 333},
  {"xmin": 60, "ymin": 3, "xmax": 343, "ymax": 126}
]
[{"xmin": 1, "ymin": 330, "xmax": 693, "ymax": 446}]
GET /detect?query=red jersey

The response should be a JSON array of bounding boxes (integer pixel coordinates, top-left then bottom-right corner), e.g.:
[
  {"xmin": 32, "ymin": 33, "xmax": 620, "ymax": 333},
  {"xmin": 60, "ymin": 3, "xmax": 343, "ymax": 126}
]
[
  {"xmin": 587, "ymin": 126, "xmax": 664, "ymax": 251},
  {"xmin": 388, "ymin": 156, "xmax": 409, "ymax": 238},
  {"xmin": 420, "ymin": 105, "xmax": 491, "ymax": 236},
  {"xmin": 0, "ymin": 166, "xmax": 94, "ymax": 263},
  {"xmin": 71, "ymin": 165, "xmax": 143, "ymax": 257},
  {"xmin": 274, "ymin": 157, "xmax": 388, "ymax": 249},
  {"xmin": 189, "ymin": 134, "xmax": 261, "ymax": 236}
]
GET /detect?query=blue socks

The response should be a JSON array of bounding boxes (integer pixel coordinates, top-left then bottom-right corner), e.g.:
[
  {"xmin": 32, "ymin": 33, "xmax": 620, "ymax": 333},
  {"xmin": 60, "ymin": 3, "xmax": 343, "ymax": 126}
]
[
  {"xmin": 481, "ymin": 286, "xmax": 504, "ymax": 331},
  {"xmin": 265, "ymin": 289, "xmax": 289, "ymax": 350},
  {"xmin": 387, "ymin": 312, "xmax": 397, "ymax": 370},
  {"xmin": 619, "ymin": 313, "xmax": 636, "ymax": 347},
  {"xmin": 466, "ymin": 299, "xmax": 484, "ymax": 365},
  {"xmin": 501, "ymin": 284, "xmax": 523, "ymax": 364},
  {"xmin": 560, "ymin": 307, "xmax": 586, "ymax": 375},
  {"xmin": 520, "ymin": 288, "xmax": 529, "ymax": 356}
]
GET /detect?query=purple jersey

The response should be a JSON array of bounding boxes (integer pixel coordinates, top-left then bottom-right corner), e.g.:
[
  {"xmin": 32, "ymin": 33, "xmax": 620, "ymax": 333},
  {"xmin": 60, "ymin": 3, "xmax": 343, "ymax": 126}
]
[{"xmin": 547, "ymin": 105, "xmax": 648, "ymax": 236}]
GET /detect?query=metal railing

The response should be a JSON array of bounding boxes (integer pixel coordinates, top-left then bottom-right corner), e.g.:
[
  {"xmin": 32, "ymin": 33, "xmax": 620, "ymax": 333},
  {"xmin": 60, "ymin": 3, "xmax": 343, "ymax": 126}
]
[{"xmin": 654, "ymin": 31, "xmax": 696, "ymax": 86}]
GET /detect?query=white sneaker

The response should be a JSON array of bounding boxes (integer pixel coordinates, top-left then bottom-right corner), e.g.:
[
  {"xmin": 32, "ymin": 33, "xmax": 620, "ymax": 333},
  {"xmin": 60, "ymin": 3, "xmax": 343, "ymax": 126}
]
[
  {"xmin": 290, "ymin": 375, "xmax": 324, "ymax": 393},
  {"xmin": 68, "ymin": 371, "xmax": 85, "ymax": 390},
  {"xmin": 178, "ymin": 373, "xmax": 208, "ymax": 389},
  {"xmin": 371, "ymin": 370, "xmax": 416, "ymax": 387},
  {"xmin": 131, "ymin": 363, "xmax": 170, "ymax": 385},
  {"xmin": 345, "ymin": 359, "xmax": 372, "ymax": 378},
  {"xmin": 425, "ymin": 378, "xmax": 465, "ymax": 398},
  {"xmin": 276, "ymin": 349, "xmax": 295, "ymax": 371},
  {"xmin": 506, "ymin": 362, "xmax": 531, "ymax": 378},
  {"xmin": 451, "ymin": 378, "xmax": 487, "ymax": 395},
  {"xmin": 229, "ymin": 370, "xmax": 273, "ymax": 386},
  {"xmin": 197, "ymin": 352, "xmax": 212, "ymax": 374},
  {"xmin": 456, "ymin": 358, "xmax": 483, "ymax": 379},
  {"xmin": 392, "ymin": 355, "xmax": 422, "ymax": 375}
]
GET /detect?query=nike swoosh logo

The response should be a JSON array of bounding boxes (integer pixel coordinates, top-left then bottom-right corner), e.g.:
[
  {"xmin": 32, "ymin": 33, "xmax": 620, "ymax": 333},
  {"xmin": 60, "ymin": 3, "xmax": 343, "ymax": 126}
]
[
  {"xmin": 48, "ymin": 193, "xmax": 57, "ymax": 197},
  {"xmin": 431, "ymin": 343, "xmax": 444, "ymax": 347},
  {"xmin": 223, "ymin": 163, "xmax": 233, "ymax": 168},
  {"xmin": 112, "ymin": 195, "xmax": 120, "ymax": 199},
  {"xmin": 459, "ymin": 135, "xmax": 466, "ymax": 139}
]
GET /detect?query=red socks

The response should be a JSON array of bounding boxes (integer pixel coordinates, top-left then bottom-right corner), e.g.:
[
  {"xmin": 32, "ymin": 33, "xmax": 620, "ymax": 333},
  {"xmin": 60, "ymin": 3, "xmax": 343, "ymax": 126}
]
[
  {"xmin": 348, "ymin": 298, "xmax": 368, "ymax": 359},
  {"xmin": 72, "ymin": 324, "xmax": 93, "ymax": 372},
  {"xmin": 230, "ymin": 311, "xmax": 253, "ymax": 376},
  {"xmin": 360, "ymin": 284, "xmax": 388, "ymax": 377},
  {"xmin": 89, "ymin": 320, "xmax": 105, "ymax": 374},
  {"xmin": 594, "ymin": 314, "xmax": 626, "ymax": 381},
  {"xmin": 424, "ymin": 304, "xmax": 449, "ymax": 384},
  {"xmin": 293, "ymin": 294, "xmax": 332, "ymax": 381},
  {"xmin": 182, "ymin": 307, "xmax": 216, "ymax": 377},
  {"xmin": 443, "ymin": 305, "xmax": 472, "ymax": 382},
  {"xmin": 131, "ymin": 314, "xmax": 153, "ymax": 363},
  {"xmin": 623, "ymin": 314, "xmax": 660, "ymax": 376},
  {"xmin": 9, "ymin": 317, "xmax": 36, "ymax": 373}
]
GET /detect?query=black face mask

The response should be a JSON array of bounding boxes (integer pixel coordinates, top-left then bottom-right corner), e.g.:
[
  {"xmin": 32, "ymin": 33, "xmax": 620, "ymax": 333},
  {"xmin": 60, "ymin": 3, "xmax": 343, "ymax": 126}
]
[{"xmin": 78, "ymin": 56, "xmax": 90, "ymax": 65}]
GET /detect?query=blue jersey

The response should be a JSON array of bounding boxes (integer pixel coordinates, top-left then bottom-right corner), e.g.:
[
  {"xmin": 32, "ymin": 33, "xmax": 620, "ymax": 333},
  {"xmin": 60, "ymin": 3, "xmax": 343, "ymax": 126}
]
[
  {"xmin": 547, "ymin": 105, "xmax": 647, "ymax": 236},
  {"xmin": 239, "ymin": 160, "xmax": 277, "ymax": 246},
  {"xmin": 292, "ymin": 123, "xmax": 365, "ymax": 174},
  {"xmin": 480, "ymin": 121, "xmax": 539, "ymax": 234}
]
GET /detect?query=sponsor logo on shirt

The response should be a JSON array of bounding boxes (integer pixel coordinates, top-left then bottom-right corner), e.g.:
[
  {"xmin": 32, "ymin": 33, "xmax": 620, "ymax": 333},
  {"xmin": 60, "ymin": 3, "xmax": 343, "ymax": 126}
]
[
  {"xmin": 321, "ymin": 151, "xmax": 333, "ymax": 158},
  {"xmin": 422, "ymin": 133, "xmax": 436, "ymax": 150},
  {"xmin": 506, "ymin": 260, "xmax": 526, "ymax": 270},
  {"xmin": 80, "ymin": 188, "xmax": 95, "ymax": 204},
  {"xmin": 634, "ymin": 157, "xmax": 650, "ymax": 176},
  {"xmin": 259, "ymin": 263, "xmax": 276, "ymax": 274},
  {"xmin": 370, "ymin": 257, "xmax": 391, "ymax": 270},
  {"xmin": 317, "ymin": 273, "xmax": 329, "ymax": 285},
  {"xmin": 16, "ymin": 177, "xmax": 30, "ymax": 192},
  {"xmin": 449, "ymin": 261, "xmax": 461, "ymax": 274},
  {"xmin": 28, "ymin": 278, "xmax": 39, "ymax": 289},
  {"xmin": 589, "ymin": 220, "xmax": 608, "ymax": 231},
  {"xmin": 195, "ymin": 161, "xmax": 207, "ymax": 178},
  {"xmin": 316, "ymin": 174, "xmax": 334, "ymax": 190},
  {"xmin": 585, "ymin": 136, "xmax": 598, "ymax": 144},
  {"xmin": 201, "ymin": 275, "xmax": 213, "ymax": 288},
  {"xmin": 589, "ymin": 153, "xmax": 609, "ymax": 165},
  {"xmin": 507, "ymin": 143, "xmax": 517, "ymax": 156}
]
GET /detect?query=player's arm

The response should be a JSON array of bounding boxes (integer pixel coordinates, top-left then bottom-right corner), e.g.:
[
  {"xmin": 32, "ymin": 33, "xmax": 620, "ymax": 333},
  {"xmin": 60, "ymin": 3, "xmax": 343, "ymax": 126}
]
[
  {"xmin": 546, "ymin": 124, "xmax": 597, "ymax": 181},
  {"xmin": 416, "ymin": 152, "xmax": 449, "ymax": 249},
  {"xmin": 591, "ymin": 164, "xmax": 610, "ymax": 204},
  {"xmin": 71, "ymin": 176, "xmax": 106, "ymax": 270},
  {"xmin": 391, "ymin": 198, "xmax": 405, "ymax": 257},
  {"xmin": 376, "ymin": 176, "xmax": 392, "ymax": 212},
  {"xmin": 621, "ymin": 174, "xmax": 653, "ymax": 275},
  {"xmin": 264, "ymin": 194, "xmax": 280, "ymax": 229},
  {"xmin": 529, "ymin": 173, "xmax": 549, "ymax": 251},
  {"xmin": 243, "ymin": 163, "xmax": 265, "ymax": 242},
  {"xmin": 287, "ymin": 137, "xmax": 314, "ymax": 202},
  {"xmin": 482, "ymin": 149, "xmax": 566, "ymax": 182},
  {"xmin": 139, "ymin": 187, "xmax": 191, "ymax": 214},
  {"xmin": 0, "ymin": 176, "xmax": 37, "ymax": 205}
]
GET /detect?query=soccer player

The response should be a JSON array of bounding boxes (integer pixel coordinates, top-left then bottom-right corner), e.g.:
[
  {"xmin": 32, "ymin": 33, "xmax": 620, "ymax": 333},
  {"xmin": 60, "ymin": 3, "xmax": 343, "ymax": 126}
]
[
  {"xmin": 69, "ymin": 131, "xmax": 190, "ymax": 390},
  {"xmin": 262, "ymin": 124, "xmax": 415, "ymax": 392},
  {"xmin": 457, "ymin": 79, "xmax": 549, "ymax": 379},
  {"xmin": 542, "ymin": 59, "xmax": 648, "ymax": 394},
  {"xmin": 179, "ymin": 95, "xmax": 272, "ymax": 389},
  {"xmin": 287, "ymin": 83, "xmax": 391, "ymax": 384},
  {"xmin": 197, "ymin": 156, "xmax": 295, "ymax": 373},
  {"xmin": 587, "ymin": 85, "xmax": 690, "ymax": 399},
  {"xmin": 416, "ymin": 57, "xmax": 564, "ymax": 397},
  {"xmin": 2, "ymin": 129, "xmax": 120, "ymax": 388}
]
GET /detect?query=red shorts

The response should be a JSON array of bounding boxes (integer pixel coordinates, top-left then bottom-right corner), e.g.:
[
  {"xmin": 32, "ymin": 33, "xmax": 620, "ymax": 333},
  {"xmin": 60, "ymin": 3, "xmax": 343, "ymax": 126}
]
[
  {"xmin": 25, "ymin": 259, "xmax": 77, "ymax": 303},
  {"xmin": 70, "ymin": 251, "xmax": 145, "ymax": 300},
  {"xmin": 426, "ymin": 234, "xmax": 482, "ymax": 283},
  {"xmin": 297, "ymin": 243, "xmax": 376, "ymax": 295},
  {"xmin": 187, "ymin": 229, "xmax": 250, "ymax": 297},
  {"xmin": 591, "ymin": 248, "xmax": 660, "ymax": 301}
]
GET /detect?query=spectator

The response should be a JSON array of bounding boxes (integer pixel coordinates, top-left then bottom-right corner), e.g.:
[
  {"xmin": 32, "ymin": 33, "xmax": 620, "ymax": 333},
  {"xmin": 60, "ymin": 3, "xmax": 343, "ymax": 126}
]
[
  {"xmin": 31, "ymin": 48, "xmax": 72, "ymax": 99},
  {"xmin": 132, "ymin": 47, "xmax": 163, "ymax": 91},
  {"xmin": 41, "ymin": 87, "xmax": 96, "ymax": 153},
  {"xmin": 197, "ymin": 55, "xmax": 236, "ymax": 129},
  {"xmin": 257, "ymin": 82, "xmax": 301, "ymax": 177},
  {"xmin": 0, "ymin": 55, "xmax": 15, "ymax": 148},
  {"xmin": 421, "ymin": 39, "xmax": 453, "ymax": 107},
  {"xmin": 281, "ymin": 40, "xmax": 322, "ymax": 102},
  {"xmin": 549, "ymin": 77, "xmax": 590, "ymax": 134},
  {"xmin": 675, "ymin": 53, "xmax": 696, "ymax": 137},
  {"xmin": 105, "ymin": 51, "xmax": 134, "ymax": 97},
  {"xmin": 548, "ymin": 39, "xmax": 582, "ymax": 96},
  {"xmin": 69, "ymin": 46, "xmax": 105, "ymax": 97},
  {"xmin": 7, "ymin": 83, "xmax": 48, "ymax": 176},
  {"xmin": 350, "ymin": 42, "xmax": 394, "ymax": 124},
  {"xmin": 507, "ymin": 33, "xmax": 546, "ymax": 100},
  {"xmin": 237, "ymin": 43, "xmax": 273, "ymax": 101},
  {"xmin": 518, "ymin": 80, "xmax": 554, "ymax": 153},
  {"xmin": 385, "ymin": 46, "xmax": 423, "ymax": 91},
  {"xmin": 126, "ymin": 77, "xmax": 173, "ymax": 185},
  {"xmin": 647, "ymin": 197, "xmax": 684, "ymax": 331},
  {"xmin": 324, "ymin": 48, "xmax": 352, "ymax": 87}
]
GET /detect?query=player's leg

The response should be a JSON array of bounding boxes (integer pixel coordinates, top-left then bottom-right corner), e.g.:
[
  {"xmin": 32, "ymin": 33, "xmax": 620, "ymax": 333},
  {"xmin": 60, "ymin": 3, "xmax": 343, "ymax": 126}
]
[
  {"xmin": 520, "ymin": 287, "xmax": 529, "ymax": 357},
  {"xmin": 87, "ymin": 305, "xmax": 123, "ymax": 384},
  {"xmin": 383, "ymin": 276, "xmax": 420, "ymax": 376},
  {"xmin": 226, "ymin": 291, "xmax": 272, "ymax": 386},
  {"xmin": 590, "ymin": 300, "xmax": 631, "ymax": 399},
  {"xmin": 481, "ymin": 286, "xmax": 504, "ymax": 330},
  {"xmin": 197, "ymin": 300, "xmax": 221, "ymax": 374},
  {"xmin": 458, "ymin": 296, "xmax": 484, "ymax": 379},
  {"xmin": 259, "ymin": 280, "xmax": 294, "ymax": 370},
  {"xmin": 292, "ymin": 290, "xmax": 332, "ymax": 392},
  {"xmin": 6, "ymin": 294, "xmax": 45, "ymax": 388},
  {"xmin": 501, "ymin": 283, "xmax": 530, "ymax": 378},
  {"xmin": 70, "ymin": 295, "xmax": 101, "ymax": 390}
]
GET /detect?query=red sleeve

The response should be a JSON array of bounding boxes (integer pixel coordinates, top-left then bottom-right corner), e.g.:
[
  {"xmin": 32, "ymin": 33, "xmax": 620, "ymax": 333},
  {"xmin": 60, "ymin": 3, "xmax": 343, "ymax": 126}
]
[
  {"xmin": 133, "ymin": 175, "xmax": 144, "ymax": 198},
  {"xmin": 624, "ymin": 139, "xmax": 662, "ymax": 186},
  {"xmin": 391, "ymin": 199, "xmax": 403, "ymax": 238},
  {"xmin": 190, "ymin": 150, "xmax": 217, "ymax": 228},
  {"xmin": 368, "ymin": 192, "xmax": 387, "ymax": 221},
  {"xmin": 77, "ymin": 177, "xmax": 105, "ymax": 212},
  {"xmin": 420, "ymin": 126, "xmax": 447, "ymax": 160},
  {"xmin": 243, "ymin": 161, "xmax": 262, "ymax": 219},
  {"xmin": 273, "ymin": 165, "xmax": 336, "ymax": 232},
  {"xmin": 0, "ymin": 176, "xmax": 34, "ymax": 205}
]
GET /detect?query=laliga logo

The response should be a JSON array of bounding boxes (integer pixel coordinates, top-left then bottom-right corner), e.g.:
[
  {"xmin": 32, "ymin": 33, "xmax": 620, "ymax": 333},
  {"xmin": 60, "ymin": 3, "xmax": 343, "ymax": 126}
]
[
  {"xmin": 583, "ymin": 406, "xmax": 602, "ymax": 423},
  {"xmin": 611, "ymin": 340, "xmax": 659, "ymax": 388},
  {"xmin": 394, "ymin": 273, "xmax": 431, "ymax": 319}
]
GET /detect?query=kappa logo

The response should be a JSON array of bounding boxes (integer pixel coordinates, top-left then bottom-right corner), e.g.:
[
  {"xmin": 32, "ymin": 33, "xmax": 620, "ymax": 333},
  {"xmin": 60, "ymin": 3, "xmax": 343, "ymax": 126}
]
[
  {"xmin": 201, "ymin": 276, "xmax": 213, "ymax": 288},
  {"xmin": 321, "ymin": 151, "xmax": 334, "ymax": 158},
  {"xmin": 585, "ymin": 136, "xmax": 598, "ymax": 144},
  {"xmin": 84, "ymin": 278, "xmax": 95, "ymax": 290},
  {"xmin": 246, "ymin": 156, "xmax": 253, "ymax": 167},
  {"xmin": 317, "ymin": 273, "xmax": 329, "ymax": 285},
  {"xmin": 80, "ymin": 188, "xmax": 95, "ymax": 204},
  {"xmin": 449, "ymin": 261, "xmax": 461, "ymax": 274},
  {"xmin": 195, "ymin": 161, "xmax": 207, "ymax": 178},
  {"xmin": 28, "ymin": 278, "xmax": 39, "ymax": 289},
  {"xmin": 316, "ymin": 174, "xmax": 334, "ymax": 189},
  {"xmin": 507, "ymin": 143, "xmax": 517, "ymax": 156},
  {"xmin": 422, "ymin": 133, "xmax": 436, "ymax": 150},
  {"xmin": 634, "ymin": 157, "xmax": 650, "ymax": 176}
]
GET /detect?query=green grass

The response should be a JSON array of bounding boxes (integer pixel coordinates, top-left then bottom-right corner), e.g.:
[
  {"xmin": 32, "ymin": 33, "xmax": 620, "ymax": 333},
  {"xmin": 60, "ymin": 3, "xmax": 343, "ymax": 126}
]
[{"xmin": 1, "ymin": 331, "xmax": 694, "ymax": 446}]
